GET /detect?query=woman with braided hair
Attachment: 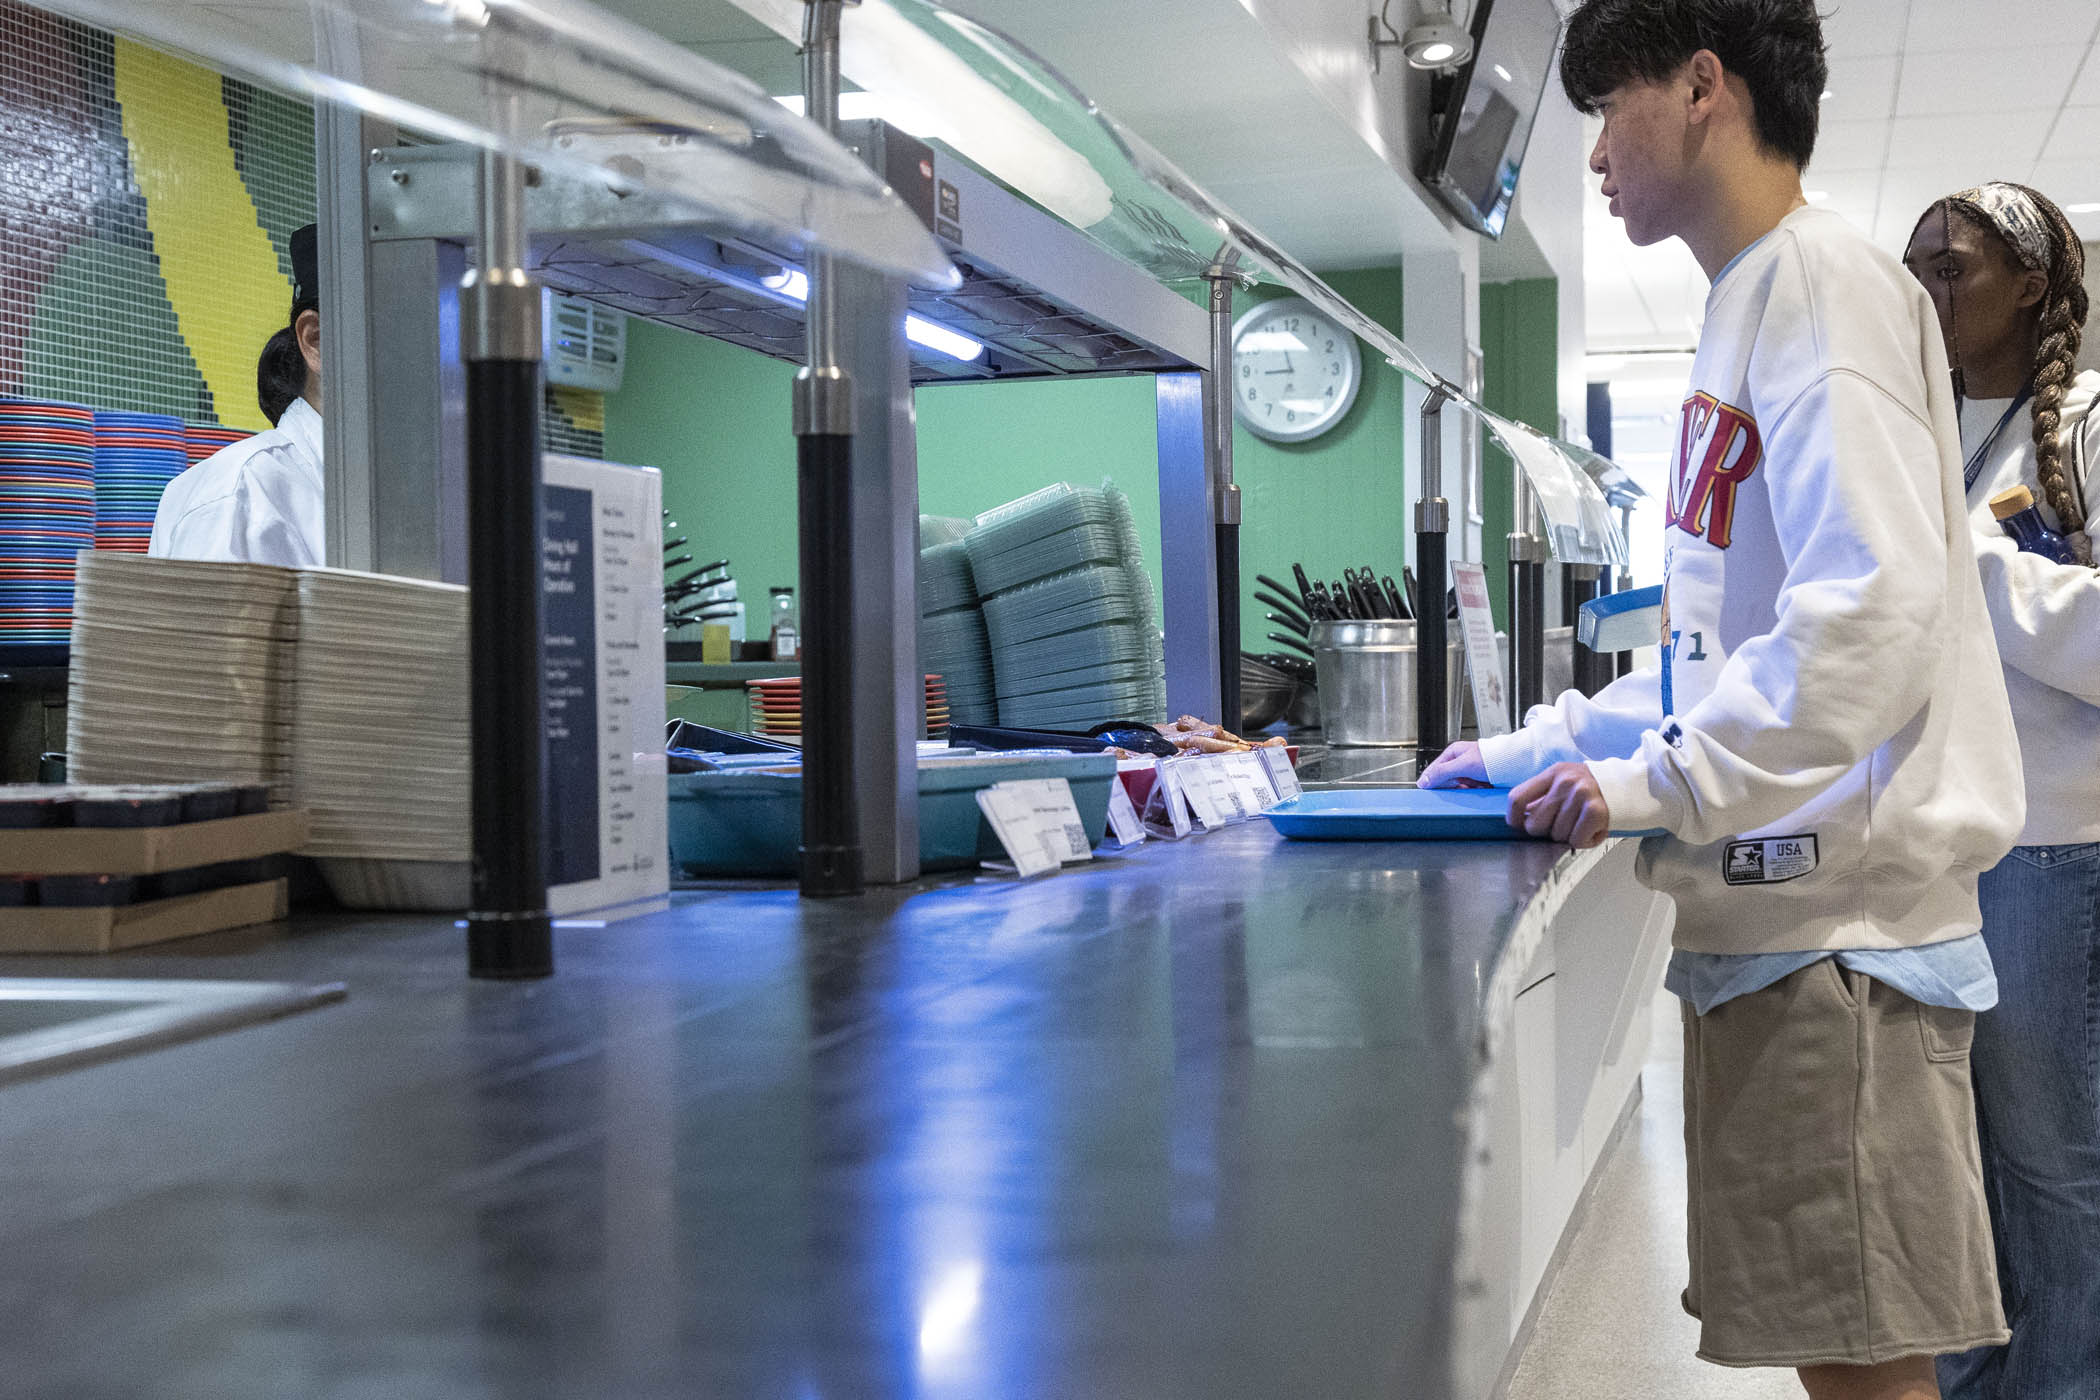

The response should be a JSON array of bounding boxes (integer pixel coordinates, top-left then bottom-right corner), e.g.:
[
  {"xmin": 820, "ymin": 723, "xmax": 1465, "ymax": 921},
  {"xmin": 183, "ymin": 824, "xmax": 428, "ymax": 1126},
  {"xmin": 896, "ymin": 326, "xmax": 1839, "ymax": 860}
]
[{"xmin": 1905, "ymin": 185, "xmax": 2100, "ymax": 1400}]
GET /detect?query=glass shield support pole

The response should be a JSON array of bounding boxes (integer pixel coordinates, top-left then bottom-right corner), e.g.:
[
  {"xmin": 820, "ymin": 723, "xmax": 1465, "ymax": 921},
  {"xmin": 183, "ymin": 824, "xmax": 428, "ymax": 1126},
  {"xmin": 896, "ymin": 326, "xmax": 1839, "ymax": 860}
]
[
  {"xmin": 1565, "ymin": 562, "xmax": 1607, "ymax": 697},
  {"xmin": 463, "ymin": 138, "xmax": 553, "ymax": 980},
  {"xmin": 1206, "ymin": 247, "xmax": 1243, "ymax": 732},
  {"xmin": 1615, "ymin": 504, "xmax": 1636, "ymax": 680},
  {"xmin": 795, "ymin": 0, "xmax": 863, "ymax": 898},
  {"xmin": 1507, "ymin": 466, "xmax": 1547, "ymax": 728},
  {"xmin": 1415, "ymin": 383, "xmax": 1453, "ymax": 764}
]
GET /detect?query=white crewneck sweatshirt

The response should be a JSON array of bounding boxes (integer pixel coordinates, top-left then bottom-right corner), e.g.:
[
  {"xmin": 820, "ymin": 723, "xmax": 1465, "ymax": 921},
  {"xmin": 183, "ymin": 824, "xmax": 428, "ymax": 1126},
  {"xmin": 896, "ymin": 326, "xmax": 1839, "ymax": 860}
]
[
  {"xmin": 1481, "ymin": 206, "xmax": 2024, "ymax": 955},
  {"xmin": 1961, "ymin": 370, "xmax": 2100, "ymax": 847}
]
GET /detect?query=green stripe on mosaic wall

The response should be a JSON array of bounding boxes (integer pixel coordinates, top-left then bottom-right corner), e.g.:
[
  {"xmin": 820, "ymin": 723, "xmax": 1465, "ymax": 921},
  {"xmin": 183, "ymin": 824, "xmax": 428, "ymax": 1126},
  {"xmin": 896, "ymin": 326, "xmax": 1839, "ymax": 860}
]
[
  {"xmin": 25, "ymin": 238, "xmax": 210, "ymax": 420},
  {"xmin": 225, "ymin": 78, "xmax": 318, "ymax": 284}
]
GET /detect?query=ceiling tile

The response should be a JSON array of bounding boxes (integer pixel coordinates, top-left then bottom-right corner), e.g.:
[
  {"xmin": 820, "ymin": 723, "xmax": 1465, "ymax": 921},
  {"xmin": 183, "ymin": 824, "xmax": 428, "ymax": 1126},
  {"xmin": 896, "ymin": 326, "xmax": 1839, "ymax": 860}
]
[
  {"xmin": 1820, "ymin": 0, "xmax": 1915, "ymax": 59},
  {"xmin": 1896, "ymin": 45, "xmax": 2084, "ymax": 116},
  {"xmin": 1906, "ymin": 0, "xmax": 2100, "ymax": 43},
  {"xmin": 2026, "ymin": 162, "xmax": 2100, "ymax": 225},
  {"xmin": 1812, "ymin": 118, "xmax": 1892, "ymax": 171},
  {"xmin": 2071, "ymin": 45, "xmax": 2100, "ymax": 105},
  {"xmin": 2040, "ymin": 105, "xmax": 2100, "ymax": 164},
  {"xmin": 1821, "ymin": 55, "xmax": 1901, "ymax": 124},
  {"xmin": 1883, "ymin": 110, "xmax": 2057, "ymax": 169}
]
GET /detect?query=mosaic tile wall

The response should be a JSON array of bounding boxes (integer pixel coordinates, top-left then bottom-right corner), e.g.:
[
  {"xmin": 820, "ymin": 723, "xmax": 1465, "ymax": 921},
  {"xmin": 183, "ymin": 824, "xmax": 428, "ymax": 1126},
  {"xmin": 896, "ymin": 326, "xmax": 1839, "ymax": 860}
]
[{"xmin": 0, "ymin": 1, "xmax": 604, "ymax": 449}]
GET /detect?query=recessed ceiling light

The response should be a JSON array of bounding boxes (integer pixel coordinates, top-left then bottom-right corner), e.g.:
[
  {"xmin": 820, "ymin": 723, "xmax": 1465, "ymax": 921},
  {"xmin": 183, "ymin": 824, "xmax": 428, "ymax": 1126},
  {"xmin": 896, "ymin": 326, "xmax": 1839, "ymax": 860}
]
[
  {"xmin": 1806, "ymin": 190, "xmax": 1830, "ymax": 203},
  {"xmin": 2067, "ymin": 202, "xmax": 2100, "ymax": 214}
]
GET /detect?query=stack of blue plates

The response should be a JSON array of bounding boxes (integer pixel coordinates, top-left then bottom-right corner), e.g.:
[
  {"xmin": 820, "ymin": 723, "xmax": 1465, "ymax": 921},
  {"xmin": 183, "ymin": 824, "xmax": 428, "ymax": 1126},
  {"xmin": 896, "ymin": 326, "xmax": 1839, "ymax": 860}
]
[
  {"xmin": 0, "ymin": 397, "xmax": 97, "ymax": 651},
  {"xmin": 93, "ymin": 410, "xmax": 187, "ymax": 554},
  {"xmin": 917, "ymin": 539, "xmax": 997, "ymax": 726},
  {"xmin": 964, "ymin": 481, "xmax": 1166, "ymax": 730}
]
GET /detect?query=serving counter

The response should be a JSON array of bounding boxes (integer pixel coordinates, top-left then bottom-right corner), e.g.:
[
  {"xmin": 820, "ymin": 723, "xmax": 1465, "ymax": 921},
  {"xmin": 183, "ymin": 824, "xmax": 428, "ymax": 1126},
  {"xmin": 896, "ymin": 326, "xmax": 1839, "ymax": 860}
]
[{"xmin": 0, "ymin": 819, "xmax": 1671, "ymax": 1399}]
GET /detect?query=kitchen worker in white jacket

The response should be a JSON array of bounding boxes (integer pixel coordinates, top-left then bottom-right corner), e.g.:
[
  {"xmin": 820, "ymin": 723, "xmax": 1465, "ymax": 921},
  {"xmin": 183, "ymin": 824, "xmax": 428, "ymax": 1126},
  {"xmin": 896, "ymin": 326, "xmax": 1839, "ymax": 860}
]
[
  {"xmin": 149, "ymin": 222, "xmax": 323, "ymax": 566},
  {"xmin": 1422, "ymin": 2, "xmax": 2023, "ymax": 1395}
]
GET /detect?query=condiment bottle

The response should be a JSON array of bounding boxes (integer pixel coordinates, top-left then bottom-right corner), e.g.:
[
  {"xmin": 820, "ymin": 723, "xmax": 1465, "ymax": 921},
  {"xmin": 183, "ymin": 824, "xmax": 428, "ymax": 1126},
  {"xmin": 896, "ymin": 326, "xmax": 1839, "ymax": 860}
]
[{"xmin": 768, "ymin": 586, "xmax": 801, "ymax": 662}]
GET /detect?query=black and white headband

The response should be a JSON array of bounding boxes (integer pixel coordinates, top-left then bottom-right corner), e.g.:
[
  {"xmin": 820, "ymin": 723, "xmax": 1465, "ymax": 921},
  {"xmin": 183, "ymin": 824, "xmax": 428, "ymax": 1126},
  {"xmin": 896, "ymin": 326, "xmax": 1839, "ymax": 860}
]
[{"xmin": 1946, "ymin": 183, "xmax": 2055, "ymax": 272}]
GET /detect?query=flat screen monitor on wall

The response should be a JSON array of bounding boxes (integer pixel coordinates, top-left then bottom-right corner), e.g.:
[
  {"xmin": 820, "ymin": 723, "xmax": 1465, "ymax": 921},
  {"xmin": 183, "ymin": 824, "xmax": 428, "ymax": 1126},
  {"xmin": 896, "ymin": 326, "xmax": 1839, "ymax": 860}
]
[{"xmin": 1419, "ymin": 0, "xmax": 1562, "ymax": 239}]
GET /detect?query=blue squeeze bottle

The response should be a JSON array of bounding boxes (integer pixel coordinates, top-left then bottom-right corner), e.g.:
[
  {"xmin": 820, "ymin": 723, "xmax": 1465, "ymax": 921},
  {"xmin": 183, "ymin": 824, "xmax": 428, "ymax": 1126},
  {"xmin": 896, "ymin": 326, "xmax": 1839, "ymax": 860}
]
[{"xmin": 1989, "ymin": 486, "xmax": 2080, "ymax": 565}]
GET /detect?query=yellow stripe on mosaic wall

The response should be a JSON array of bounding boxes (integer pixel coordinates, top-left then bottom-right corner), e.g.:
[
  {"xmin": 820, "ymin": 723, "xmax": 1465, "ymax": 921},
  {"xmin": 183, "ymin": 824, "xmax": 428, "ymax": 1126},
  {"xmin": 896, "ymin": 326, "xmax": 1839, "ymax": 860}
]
[{"xmin": 114, "ymin": 38, "xmax": 288, "ymax": 433}]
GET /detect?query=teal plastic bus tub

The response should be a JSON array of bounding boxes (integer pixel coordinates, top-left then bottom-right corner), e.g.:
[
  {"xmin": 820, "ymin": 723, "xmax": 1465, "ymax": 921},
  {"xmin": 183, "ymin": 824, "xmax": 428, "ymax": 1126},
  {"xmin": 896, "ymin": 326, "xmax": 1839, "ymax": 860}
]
[{"xmin": 668, "ymin": 752, "xmax": 1120, "ymax": 878}]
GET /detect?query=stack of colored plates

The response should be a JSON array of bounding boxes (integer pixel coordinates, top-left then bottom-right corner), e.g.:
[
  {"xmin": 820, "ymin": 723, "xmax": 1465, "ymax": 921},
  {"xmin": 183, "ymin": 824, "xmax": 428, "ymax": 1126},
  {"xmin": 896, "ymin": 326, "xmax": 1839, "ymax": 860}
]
[
  {"xmin": 66, "ymin": 552, "xmax": 300, "ymax": 799},
  {"xmin": 926, "ymin": 675, "xmax": 950, "ymax": 737},
  {"xmin": 0, "ymin": 397, "xmax": 96, "ymax": 651},
  {"xmin": 963, "ymin": 481, "xmax": 1166, "ymax": 730},
  {"xmin": 183, "ymin": 423, "xmax": 248, "ymax": 466},
  {"xmin": 917, "ymin": 538, "xmax": 996, "ymax": 726},
  {"xmin": 291, "ymin": 568, "xmax": 469, "ymax": 862},
  {"xmin": 748, "ymin": 674, "xmax": 947, "ymax": 741},
  {"xmin": 92, "ymin": 409, "xmax": 187, "ymax": 553}
]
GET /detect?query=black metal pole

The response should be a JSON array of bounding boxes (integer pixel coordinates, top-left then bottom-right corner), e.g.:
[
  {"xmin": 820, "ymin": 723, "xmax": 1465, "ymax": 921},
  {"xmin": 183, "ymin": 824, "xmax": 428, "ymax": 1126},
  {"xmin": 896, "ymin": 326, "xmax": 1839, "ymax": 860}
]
[
  {"xmin": 1510, "ymin": 557, "xmax": 1545, "ymax": 725},
  {"xmin": 1205, "ymin": 250, "xmax": 1243, "ymax": 731},
  {"xmin": 1565, "ymin": 562, "xmax": 1609, "ymax": 697},
  {"xmin": 1415, "ymin": 385, "xmax": 1453, "ymax": 762},
  {"xmin": 797, "ymin": 427, "xmax": 860, "ymax": 895},
  {"xmin": 464, "ymin": 149, "xmax": 552, "ymax": 979},
  {"xmin": 1217, "ymin": 520, "xmax": 1241, "ymax": 728},
  {"xmin": 795, "ymin": 0, "xmax": 861, "ymax": 898}
]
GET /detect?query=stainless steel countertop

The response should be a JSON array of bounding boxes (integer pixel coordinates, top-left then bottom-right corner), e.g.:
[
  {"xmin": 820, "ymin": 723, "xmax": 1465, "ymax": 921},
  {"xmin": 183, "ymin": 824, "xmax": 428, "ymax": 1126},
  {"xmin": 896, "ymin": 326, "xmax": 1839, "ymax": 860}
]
[{"xmin": 0, "ymin": 821, "xmax": 1588, "ymax": 1398}]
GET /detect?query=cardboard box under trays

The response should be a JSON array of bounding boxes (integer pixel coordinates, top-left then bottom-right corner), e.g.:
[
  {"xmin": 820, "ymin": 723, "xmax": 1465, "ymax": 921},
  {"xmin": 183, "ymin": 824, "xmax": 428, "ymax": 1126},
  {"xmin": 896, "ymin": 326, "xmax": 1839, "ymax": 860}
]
[
  {"xmin": 0, "ymin": 879, "xmax": 291, "ymax": 954},
  {"xmin": 0, "ymin": 784, "xmax": 308, "ymax": 952}
]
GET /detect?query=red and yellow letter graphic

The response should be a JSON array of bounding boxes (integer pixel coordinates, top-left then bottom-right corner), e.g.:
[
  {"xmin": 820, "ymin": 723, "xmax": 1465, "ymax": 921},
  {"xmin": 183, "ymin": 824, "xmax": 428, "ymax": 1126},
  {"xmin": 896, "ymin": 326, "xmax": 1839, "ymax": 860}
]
[{"xmin": 1668, "ymin": 392, "xmax": 1762, "ymax": 549}]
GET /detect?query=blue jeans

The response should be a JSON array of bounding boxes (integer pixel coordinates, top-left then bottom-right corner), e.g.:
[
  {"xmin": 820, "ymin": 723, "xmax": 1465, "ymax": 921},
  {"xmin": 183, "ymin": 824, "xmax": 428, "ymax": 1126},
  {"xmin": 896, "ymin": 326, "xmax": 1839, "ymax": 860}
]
[{"xmin": 1940, "ymin": 843, "xmax": 2100, "ymax": 1400}]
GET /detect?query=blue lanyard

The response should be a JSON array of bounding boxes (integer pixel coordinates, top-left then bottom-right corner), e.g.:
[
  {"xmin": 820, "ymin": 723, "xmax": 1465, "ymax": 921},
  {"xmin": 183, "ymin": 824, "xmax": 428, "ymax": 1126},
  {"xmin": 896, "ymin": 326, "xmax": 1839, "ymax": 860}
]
[{"xmin": 1964, "ymin": 388, "xmax": 2032, "ymax": 493}]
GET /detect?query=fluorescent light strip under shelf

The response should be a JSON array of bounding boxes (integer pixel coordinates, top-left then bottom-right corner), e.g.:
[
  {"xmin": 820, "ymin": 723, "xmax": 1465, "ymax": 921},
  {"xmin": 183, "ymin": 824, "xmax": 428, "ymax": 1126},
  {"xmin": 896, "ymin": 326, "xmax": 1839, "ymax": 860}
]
[{"xmin": 764, "ymin": 270, "xmax": 986, "ymax": 362}]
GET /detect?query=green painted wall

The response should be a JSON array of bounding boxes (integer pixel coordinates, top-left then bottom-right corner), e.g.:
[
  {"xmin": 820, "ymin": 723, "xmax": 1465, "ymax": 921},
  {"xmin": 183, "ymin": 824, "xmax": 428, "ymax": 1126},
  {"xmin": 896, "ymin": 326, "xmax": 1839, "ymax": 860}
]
[
  {"xmin": 1477, "ymin": 277, "xmax": 1560, "ymax": 625},
  {"xmin": 606, "ymin": 268, "xmax": 1418, "ymax": 661},
  {"xmin": 1230, "ymin": 269, "xmax": 1415, "ymax": 655},
  {"xmin": 607, "ymin": 317, "xmax": 802, "ymax": 604}
]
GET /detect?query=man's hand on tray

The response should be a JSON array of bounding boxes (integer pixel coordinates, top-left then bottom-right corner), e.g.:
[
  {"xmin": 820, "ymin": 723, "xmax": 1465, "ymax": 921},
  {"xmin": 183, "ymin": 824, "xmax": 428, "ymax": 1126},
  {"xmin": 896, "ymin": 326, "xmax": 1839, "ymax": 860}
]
[
  {"xmin": 1417, "ymin": 741, "xmax": 1490, "ymax": 790},
  {"xmin": 1508, "ymin": 762, "xmax": 1612, "ymax": 849}
]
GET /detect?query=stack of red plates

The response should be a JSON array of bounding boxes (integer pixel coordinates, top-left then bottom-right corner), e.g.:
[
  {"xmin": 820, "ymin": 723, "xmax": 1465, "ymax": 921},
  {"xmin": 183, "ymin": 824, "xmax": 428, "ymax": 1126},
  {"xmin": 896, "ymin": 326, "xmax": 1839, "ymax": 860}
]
[
  {"xmin": 183, "ymin": 424, "xmax": 249, "ymax": 465},
  {"xmin": 748, "ymin": 674, "xmax": 949, "ymax": 740}
]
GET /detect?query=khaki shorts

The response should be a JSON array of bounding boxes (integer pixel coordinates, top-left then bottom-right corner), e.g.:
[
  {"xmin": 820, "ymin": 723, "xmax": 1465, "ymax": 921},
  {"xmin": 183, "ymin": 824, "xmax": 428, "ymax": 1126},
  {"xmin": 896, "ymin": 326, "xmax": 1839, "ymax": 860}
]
[{"xmin": 1681, "ymin": 959, "xmax": 2010, "ymax": 1368}]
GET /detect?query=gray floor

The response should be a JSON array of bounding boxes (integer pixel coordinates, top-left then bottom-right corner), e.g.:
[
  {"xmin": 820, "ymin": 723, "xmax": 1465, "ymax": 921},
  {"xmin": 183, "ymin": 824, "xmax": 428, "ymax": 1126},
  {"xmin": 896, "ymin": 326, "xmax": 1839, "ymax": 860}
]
[{"xmin": 1505, "ymin": 989, "xmax": 1805, "ymax": 1400}]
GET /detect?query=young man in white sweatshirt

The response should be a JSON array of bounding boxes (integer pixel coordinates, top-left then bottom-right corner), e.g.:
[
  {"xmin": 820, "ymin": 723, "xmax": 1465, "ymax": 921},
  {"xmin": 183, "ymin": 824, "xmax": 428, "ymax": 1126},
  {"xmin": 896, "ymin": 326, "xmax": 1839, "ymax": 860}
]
[{"xmin": 1420, "ymin": 2, "xmax": 2025, "ymax": 1396}]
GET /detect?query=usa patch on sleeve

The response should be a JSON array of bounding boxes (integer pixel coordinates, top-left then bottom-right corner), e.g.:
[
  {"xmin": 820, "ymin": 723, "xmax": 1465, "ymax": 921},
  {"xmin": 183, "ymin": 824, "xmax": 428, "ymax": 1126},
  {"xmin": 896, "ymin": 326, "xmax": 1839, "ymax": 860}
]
[{"xmin": 1722, "ymin": 835, "xmax": 1818, "ymax": 886}]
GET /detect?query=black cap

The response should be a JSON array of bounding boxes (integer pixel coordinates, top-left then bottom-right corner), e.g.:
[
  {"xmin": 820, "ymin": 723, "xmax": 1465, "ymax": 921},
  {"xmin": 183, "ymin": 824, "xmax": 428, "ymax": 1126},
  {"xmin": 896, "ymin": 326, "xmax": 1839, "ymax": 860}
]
[{"xmin": 289, "ymin": 223, "xmax": 319, "ymax": 318}]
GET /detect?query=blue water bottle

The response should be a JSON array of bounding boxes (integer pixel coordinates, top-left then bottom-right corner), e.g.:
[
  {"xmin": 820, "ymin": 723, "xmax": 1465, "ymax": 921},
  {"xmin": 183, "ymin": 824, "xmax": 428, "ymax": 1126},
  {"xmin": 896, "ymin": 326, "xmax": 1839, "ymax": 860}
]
[{"xmin": 1989, "ymin": 486, "xmax": 2081, "ymax": 565}]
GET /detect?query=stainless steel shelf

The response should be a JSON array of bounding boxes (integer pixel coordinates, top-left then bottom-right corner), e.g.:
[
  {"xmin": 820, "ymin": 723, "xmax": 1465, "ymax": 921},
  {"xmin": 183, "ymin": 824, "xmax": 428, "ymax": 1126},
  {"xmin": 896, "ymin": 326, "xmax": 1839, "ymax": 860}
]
[{"xmin": 366, "ymin": 122, "xmax": 1208, "ymax": 385}]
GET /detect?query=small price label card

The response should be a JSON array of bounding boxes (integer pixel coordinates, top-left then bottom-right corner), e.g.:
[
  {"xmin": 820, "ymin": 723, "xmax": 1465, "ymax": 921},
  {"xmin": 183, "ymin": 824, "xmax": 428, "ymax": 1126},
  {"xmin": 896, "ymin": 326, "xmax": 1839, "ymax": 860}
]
[
  {"xmin": 1106, "ymin": 777, "xmax": 1147, "ymax": 846},
  {"xmin": 1166, "ymin": 753, "xmax": 1262, "ymax": 829},
  {"xmin": 1260, "ymin": 745, "xmax": 1302, "ymax": 803},
  {"xmin": 1146, "ymin": 758, "xmax": 1196, "ymax": 838},
  {"xmin": 1222, "ymin": 750, "xmax": 1280, "ymax": 814},
  {"xmin": 976, "ymin": 778, "xmax": 1095, "ymax": 877}
]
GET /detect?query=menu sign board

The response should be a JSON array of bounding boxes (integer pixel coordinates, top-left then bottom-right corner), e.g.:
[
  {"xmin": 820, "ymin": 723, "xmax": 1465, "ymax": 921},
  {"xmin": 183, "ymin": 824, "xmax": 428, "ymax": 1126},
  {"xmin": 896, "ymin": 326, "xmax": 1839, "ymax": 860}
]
[
  {"xmin": 543, "ymin": 453, "xmax": 669, "ymax": 919},
  {"xmin": 1450, "ymin": 560, "xmax": 1511, "ymax": 738}
]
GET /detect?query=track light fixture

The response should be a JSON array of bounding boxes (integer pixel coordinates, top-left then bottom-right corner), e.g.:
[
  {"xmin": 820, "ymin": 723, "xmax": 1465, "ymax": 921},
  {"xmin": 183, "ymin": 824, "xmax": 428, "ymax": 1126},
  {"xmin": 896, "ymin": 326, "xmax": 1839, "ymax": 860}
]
[{"xmin": 1370, "ymin": 0, "xmax": 1475, "ymax": 73}]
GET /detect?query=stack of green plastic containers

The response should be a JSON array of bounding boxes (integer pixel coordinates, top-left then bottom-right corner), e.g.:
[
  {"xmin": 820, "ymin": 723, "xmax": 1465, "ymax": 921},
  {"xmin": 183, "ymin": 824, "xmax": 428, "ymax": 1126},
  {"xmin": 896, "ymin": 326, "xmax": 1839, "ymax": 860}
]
[{"xmin": 962, "ymin": 481, "xmax": 1166, "ymax": 729}]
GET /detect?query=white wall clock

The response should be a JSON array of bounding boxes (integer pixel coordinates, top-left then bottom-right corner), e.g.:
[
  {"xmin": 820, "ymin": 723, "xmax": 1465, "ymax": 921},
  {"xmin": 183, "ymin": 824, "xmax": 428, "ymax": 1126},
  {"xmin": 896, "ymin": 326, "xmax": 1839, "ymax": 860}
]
[{"xmin": 1230, "ymin": 296, "xmax": 1363, "ymax": 444}]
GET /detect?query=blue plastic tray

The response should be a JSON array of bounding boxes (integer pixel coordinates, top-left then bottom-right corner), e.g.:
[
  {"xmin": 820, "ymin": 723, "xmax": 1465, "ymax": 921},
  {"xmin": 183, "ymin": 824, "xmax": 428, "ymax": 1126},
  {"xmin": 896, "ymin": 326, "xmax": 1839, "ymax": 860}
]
[{"xmin": 1265, "ymin": 787, "xmax": 1541, "ymax": 842}]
